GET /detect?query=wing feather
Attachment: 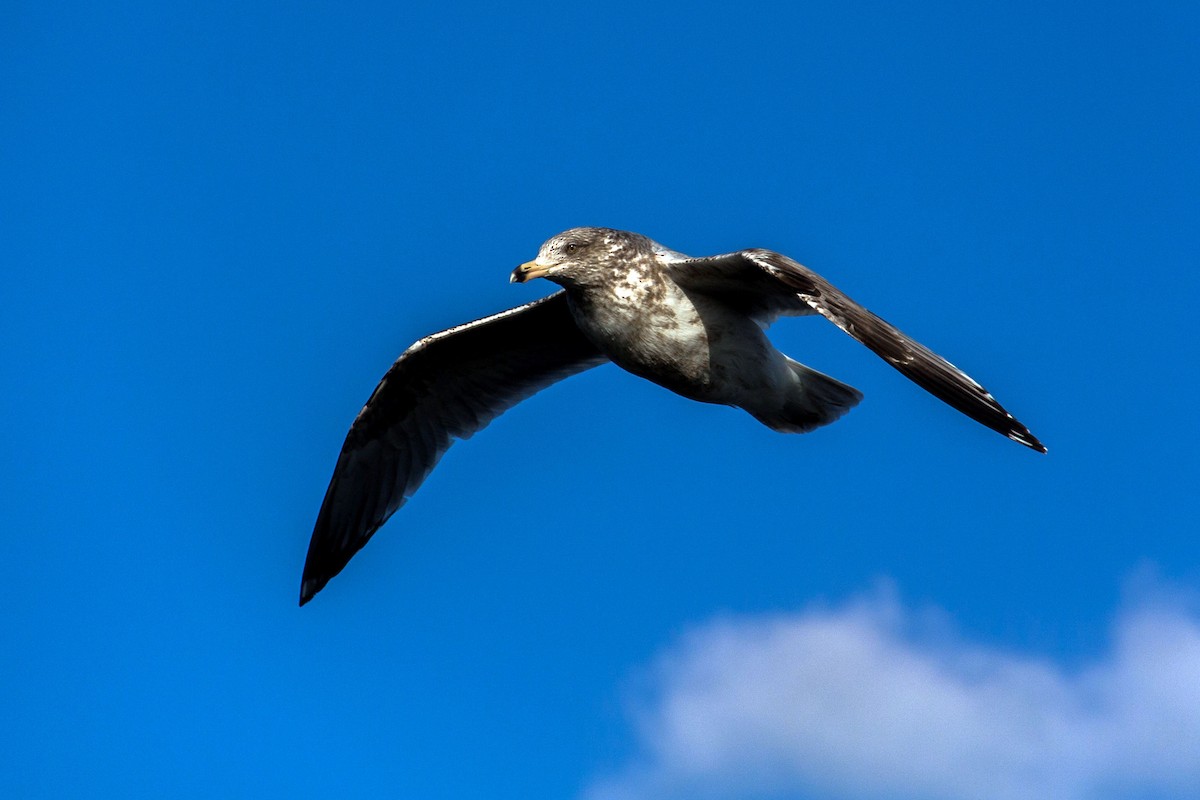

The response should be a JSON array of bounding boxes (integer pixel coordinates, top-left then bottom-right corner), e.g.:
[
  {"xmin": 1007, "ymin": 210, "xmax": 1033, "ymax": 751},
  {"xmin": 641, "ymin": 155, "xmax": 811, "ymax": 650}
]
[
  {"xmin": 668, "ymin": 250, "xmax": 1046, "ymax": 453},
  {"xmin": 300, "ymin": 291, "xmax": 606, "ymax": 604}
]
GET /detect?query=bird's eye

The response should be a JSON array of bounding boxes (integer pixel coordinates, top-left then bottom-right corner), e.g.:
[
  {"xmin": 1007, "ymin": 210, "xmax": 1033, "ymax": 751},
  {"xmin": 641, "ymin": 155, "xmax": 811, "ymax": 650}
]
[{"xmin": 565, "ymin": 242, "xmax": 579, "ymax": 254}]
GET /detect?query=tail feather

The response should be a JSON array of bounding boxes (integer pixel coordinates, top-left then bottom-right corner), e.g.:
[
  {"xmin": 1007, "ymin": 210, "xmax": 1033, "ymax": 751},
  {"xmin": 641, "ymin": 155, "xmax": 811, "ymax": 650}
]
[{"xmin": 751, "ymin": 359, "xmax": 863, "ymax": 433}]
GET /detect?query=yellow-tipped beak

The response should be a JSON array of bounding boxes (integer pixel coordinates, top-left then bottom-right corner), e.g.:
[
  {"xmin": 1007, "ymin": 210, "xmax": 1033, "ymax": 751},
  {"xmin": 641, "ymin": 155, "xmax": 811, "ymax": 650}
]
[{"xmin": 511, "ymin": 260, "xmax": 551, "ymax": 284}]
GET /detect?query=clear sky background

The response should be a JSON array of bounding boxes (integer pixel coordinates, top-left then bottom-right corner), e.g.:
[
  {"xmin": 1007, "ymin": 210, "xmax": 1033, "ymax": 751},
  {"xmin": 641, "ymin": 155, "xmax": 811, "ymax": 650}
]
[{"xmin": 3, "ymin": 2, "xmax": 1199, "ymax": 799}]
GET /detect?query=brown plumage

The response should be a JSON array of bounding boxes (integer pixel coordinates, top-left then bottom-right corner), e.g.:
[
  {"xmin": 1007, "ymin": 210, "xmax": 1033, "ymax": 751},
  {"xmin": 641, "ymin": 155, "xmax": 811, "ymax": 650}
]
[{"xmin": 300, "ymin": 227, "xmax": 1044, "ymax": 605}]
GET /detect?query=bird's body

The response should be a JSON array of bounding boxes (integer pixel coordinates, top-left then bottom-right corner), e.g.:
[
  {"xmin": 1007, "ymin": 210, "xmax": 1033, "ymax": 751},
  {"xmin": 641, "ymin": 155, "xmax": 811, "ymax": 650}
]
[
  {"xmin": 550, "ymin": 232, "xmax": 854, "ymax": 431},
  {"xmin": 299, "ymin": 227, "xmax": 1045, "ymax": 605},
  {"xmin": 565, "ymin": 253, "xmax": 776, "ymax": 405}
]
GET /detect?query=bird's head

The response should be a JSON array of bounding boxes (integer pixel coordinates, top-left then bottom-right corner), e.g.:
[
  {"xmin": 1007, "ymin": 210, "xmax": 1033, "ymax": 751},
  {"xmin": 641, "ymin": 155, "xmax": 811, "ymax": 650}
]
[{"xmin": 511, "ymin": 227, "xmax": 657, "ymax": 287}]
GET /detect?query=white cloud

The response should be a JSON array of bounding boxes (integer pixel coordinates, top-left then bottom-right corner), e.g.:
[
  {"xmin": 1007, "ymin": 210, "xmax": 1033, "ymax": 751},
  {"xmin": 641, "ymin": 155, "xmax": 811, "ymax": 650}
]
[{"xmin": 584, "ymin": 580, "xmax": 1200, "ymax": 800}]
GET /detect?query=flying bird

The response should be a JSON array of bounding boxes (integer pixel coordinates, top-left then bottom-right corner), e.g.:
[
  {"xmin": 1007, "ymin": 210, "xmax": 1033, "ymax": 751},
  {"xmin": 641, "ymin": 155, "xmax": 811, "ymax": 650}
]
[{"xmin": 300, "ymin": 227, "xmax": 1044, "ymax": 605}]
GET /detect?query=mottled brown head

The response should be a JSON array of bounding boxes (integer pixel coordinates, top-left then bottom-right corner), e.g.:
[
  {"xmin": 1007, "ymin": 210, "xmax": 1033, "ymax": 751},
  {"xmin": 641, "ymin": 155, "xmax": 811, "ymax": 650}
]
[{"xmin": 511, "ymin": 227, "xmax": 658, "ymax": 288}]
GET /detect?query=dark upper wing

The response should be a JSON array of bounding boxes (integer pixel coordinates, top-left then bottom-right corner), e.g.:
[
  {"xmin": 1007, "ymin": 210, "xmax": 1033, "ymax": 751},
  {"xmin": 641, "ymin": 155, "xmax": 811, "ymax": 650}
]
[
  {"xmin": 300, "ymin": 291, "xmax": 606, "ymax": 605},
  {"xmin": 666, "ymin": 250, "xmax": 1046, "ymax": 453}
]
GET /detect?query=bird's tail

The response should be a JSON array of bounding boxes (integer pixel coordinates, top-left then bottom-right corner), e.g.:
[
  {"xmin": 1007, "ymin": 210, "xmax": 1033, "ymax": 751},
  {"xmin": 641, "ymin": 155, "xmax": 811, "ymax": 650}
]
[{"xmin": 750, "ymin": 359, "xmax": 863, "ymax": 434}]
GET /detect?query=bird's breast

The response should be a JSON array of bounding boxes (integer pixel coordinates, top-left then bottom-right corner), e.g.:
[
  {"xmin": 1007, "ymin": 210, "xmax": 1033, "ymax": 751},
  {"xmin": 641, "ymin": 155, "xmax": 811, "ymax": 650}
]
[{"xmin": 566, "ymin": 278, "xmax": 765, "ymax": 402}]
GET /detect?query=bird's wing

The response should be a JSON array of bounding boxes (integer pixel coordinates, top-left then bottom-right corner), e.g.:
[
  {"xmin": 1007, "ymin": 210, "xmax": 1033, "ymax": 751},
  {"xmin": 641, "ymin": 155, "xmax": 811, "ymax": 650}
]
[
  {"xmin": 300, "ymin": 291, "xmax": 607, "ymax": 605},
  {"xmin": 667, "ymin": 250, "xmax": 1046, "ymax": 453},
  {"xmin": 659, "ymin": 247, "xmax": 816, "ymax": 324}
]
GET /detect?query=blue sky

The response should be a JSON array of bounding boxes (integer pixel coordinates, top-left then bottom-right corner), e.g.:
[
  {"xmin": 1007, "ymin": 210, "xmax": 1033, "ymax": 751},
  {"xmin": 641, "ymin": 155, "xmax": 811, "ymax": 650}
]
[{"xmin": 3, "ymin": 2, "xmax": 1198, "ymax": 798}]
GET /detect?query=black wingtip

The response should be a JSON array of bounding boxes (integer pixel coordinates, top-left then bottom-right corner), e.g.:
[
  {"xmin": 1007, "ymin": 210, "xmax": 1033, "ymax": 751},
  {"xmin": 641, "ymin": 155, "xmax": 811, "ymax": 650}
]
[
  {"xmin": 1008, "ymin": 426, "xmax": 1047, "ymax": 454},
  {"xmin": 298, "ymin": 576, "xmax": 324, "ymax": 607}
]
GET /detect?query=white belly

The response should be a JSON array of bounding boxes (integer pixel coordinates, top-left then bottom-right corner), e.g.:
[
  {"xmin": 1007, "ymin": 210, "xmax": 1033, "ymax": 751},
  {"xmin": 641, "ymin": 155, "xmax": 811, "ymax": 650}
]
[{"xmin": 568, "ymin": 281, "xmax": 791, "ymax": 406}]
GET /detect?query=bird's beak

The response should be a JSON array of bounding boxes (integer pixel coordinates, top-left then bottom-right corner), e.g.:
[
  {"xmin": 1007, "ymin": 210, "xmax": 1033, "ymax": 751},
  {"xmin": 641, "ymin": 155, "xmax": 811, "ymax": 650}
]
[{"xmin": 511, "ymin": 260, "xmax": 551, "ymax": 284}]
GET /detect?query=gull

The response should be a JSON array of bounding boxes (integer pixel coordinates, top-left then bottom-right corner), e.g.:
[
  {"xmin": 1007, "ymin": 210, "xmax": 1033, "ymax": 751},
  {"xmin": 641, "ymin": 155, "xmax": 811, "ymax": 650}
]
[{"xmin": 299, "ymin": 227, "xmax": 1044, "ymax": 604}]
